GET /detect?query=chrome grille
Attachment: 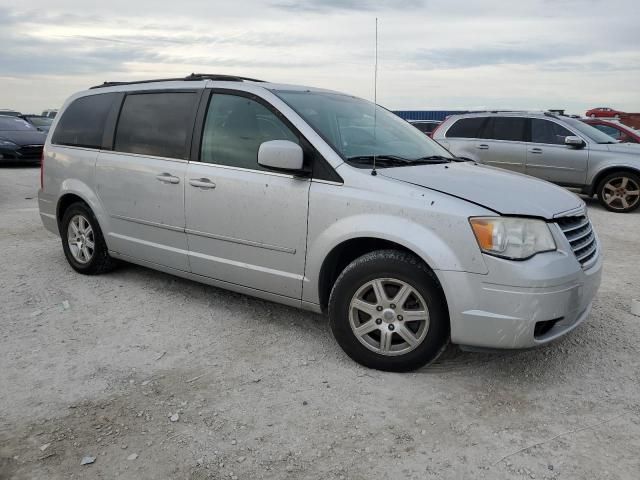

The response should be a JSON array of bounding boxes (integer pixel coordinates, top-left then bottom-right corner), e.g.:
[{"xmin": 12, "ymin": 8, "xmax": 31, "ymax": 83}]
[{"xmin": 555, "ymin": 215, "xmax": 598, "ymax": 267}]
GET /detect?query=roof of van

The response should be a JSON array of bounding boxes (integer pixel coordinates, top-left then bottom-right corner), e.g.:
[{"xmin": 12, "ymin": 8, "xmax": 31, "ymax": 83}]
[{"xmin": 88, "ymin": 73, "xmax": 344, "ymax": 96}]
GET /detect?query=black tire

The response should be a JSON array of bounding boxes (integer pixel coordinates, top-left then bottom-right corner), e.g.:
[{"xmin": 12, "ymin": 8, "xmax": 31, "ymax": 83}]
[
  {"xmin": 328, "ymin": 249, "xmax": 449, "ymax": 372},
  {"xmin": 596, "ymin": 171, "xmax": 640, "ymax": 213},
  {"xmin": 60, "ymin": 202, "xmax": 116, "ymax": 274}
]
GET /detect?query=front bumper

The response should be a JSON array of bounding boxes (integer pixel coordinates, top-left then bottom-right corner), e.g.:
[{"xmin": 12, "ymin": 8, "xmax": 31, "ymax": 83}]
[{"xmin": 438, "ymin": 246, "xmax": 603, "ymax": 349}]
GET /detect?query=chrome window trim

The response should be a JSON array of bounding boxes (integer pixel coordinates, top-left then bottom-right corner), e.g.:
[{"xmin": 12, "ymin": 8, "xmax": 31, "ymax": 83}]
[
  {"xmin": 187, "ymin": 160, "xmax": 303, "ymax": 179},
  {"xmin": 311, "ymin": 179, "xmax": 343, "ymax": 186},
  {"xmin": 99, "ymin": 149, "xmax": 189, "ymax": 164}
]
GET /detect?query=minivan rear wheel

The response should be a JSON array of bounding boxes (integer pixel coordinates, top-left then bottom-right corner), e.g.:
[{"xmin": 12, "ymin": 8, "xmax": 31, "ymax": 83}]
[
  {"xmin": 61, "ymin": 202, "xmax": 116, "ymax": 274},
  {"xmin": 596, "ymin": 171, "xmax": 640, "ymax": 213},
  {"xmin": 328, "ymin": 249, "xmax": 449, "ymax": 372}
]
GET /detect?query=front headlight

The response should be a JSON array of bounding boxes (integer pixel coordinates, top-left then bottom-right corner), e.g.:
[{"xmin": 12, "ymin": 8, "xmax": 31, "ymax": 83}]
[
  {"xmin": 0, "ymin": 139, "xmax": 18, "ymax": 147},
  {"xmin": 469, "ymin": 217, "xmax": 556, "ymax": 260}
]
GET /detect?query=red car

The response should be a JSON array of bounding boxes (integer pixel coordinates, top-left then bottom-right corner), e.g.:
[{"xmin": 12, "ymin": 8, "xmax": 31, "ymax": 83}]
[
  {"xmin": 582, "ymin": 118, "xmax": 640, "ymax": 143},
  {"xmin": 585, "ymin": 107, "xmax": 624, "ymax": 118}
]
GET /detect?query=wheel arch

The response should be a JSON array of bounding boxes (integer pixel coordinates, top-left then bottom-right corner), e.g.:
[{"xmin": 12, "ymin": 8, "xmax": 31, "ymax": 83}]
[
  {"xmin": 57, "ymin": 193, "xmax": 88, "ymax": 227},
  {"xmin": 588, "ymin": 165, "xmax": 640, "ymax": 196},
  {"xmin": 316, "ymin": 236, "xmax": 448, "ymax": 314},
  {"xmin": 55, "ymin": 180, "xmax": 109, "ymax": 241}
]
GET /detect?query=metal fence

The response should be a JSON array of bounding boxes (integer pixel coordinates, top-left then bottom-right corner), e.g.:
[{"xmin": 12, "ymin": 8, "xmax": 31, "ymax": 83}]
[{"xmin": 393, "ymin": 110, "xmax": 467, "ymax": 121}]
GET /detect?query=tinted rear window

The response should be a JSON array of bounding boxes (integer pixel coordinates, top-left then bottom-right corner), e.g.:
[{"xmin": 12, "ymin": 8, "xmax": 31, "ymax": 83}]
[
  {"xmin": 52, "ymin": 93, "xmax": 118, "ymax": 148},
  {"xmin": 114, "ymin": 92, "xmax": 197, "ymax": 159},
  {"xmin": 482, "ymin": 117, "xmax": 527, "ymax": 141},
  {"xmin": 446, "ymin": 117, "xmax": 486, "ymax": 138}
]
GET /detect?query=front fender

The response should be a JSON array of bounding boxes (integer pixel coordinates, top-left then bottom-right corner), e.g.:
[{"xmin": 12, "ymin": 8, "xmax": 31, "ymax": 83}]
[
  {"xmin": 302, "ymin": 213, "xmax": 488, "ymax": 305},
  {"xmin": 587, "ymin": 159, "xmax": 640, "ymax": 194}
]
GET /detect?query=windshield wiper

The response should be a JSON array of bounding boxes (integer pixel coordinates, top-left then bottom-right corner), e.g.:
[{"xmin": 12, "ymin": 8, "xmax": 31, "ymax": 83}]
[
  {"xmin": 412, "ymin": 155, "xmax": 453, "ymax": 163},
  {"xmin": 346, "ymin": 154, "xmax": 454, "ymax": 168},
  {"xmin": 346, "ymin": 155, "xmax": 413, "ymax": 167}
]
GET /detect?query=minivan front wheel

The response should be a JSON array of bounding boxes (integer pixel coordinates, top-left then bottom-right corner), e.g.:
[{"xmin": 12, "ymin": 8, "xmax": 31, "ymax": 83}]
[
  {"xmin": 329, "ymin": 250, "xmax": 449, "ymax": 372},
  {"xmin": 596, "ymin": 171, "xmax": 640, "ymax": 213},
  {"xmin": 61, "ymin": 202, "xmax": 116, "ymax": 274}
]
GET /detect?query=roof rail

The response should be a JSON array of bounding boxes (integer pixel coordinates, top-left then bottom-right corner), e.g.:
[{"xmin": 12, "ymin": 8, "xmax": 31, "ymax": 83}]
[
  {"xmin": 465, "ymin": 110, "xmax": 538, "ymax": 114},
  {"xmin": 90, "ymin": 73, "xmax": 266, "ymax": 90}
]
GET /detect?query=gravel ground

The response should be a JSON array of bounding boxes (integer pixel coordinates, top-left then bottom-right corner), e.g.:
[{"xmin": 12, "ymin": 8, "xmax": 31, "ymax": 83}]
[{"xmin": 1, "ymin": 165, "xmax": 639, "ymax": 480}]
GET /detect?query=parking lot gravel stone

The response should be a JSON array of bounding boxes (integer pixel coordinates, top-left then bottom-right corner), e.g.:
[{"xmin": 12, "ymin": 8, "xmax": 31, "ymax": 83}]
[{"xmin": 1, "ymin": 166, "xmax": 639, "ymax": 479}]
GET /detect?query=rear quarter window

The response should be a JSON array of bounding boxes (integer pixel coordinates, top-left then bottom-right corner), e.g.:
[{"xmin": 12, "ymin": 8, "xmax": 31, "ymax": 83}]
[
  {"xmin": 52, "ymin": 93, "xmax": 118, "ymax": 149},
  {"xmin": 445, "ymin": 117, "xmax": 486, "ymax": 138}
]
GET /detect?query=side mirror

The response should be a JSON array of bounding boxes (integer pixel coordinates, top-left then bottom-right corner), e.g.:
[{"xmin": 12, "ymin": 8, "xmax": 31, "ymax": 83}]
[
  {"xmin": 565, "ymin": 136, "xmax": 585, "ymax": 148},
  {"xmin": 258, "ymin": 140, "xmax": 304, "ymax": 172}
]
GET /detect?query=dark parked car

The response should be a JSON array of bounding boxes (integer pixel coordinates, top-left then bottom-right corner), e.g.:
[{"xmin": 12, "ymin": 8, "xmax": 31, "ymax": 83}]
[
  {"xmin": 22, "ymin": 115, "xmax": 54, "ymax": 133},
  {"xmin": 582, "ymin": 118, "xmax": 640, "ymax": 144},
  {"xmin": 408, "ymin": 120, "xmax": 442, "ymax": 137},
  {"xmin": 0, "ymin": 115, "xmax": 46, "ymax": 164},
  {"xmin": 0, "ymin": 109, "xmax": 22, "ymax": 117}
]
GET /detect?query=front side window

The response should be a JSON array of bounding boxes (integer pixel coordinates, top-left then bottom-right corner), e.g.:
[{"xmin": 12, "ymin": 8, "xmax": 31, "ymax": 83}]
[
  {"xmin": 445, "ymin": 117, "xmax": 487, "ymax": 139},
  {"xmin": 530, "ymin": 119, "xmax": 573, "ymax": 145},
  {"xmin": 114, "ymin": 92, "xmax": 197, "ymax": 159},
  {"xmin": 481, "ymin": 117, "xmax": 527, "ymax": 142},
  {"xmin": 200, "ymin": 93, "xmax": 298, "ymax": 170},
  {"xmin": 52, "ymin": 93, "xmax": 117, "ymax": 148}
]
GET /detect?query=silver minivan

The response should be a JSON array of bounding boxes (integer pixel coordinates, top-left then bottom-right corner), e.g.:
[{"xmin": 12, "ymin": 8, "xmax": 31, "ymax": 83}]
[
  {"xmin": 433, "ymin": 112, "xmax": 640, "ymax": 213},
  {"xmin": 38, "ymin": 74, "xmax": 602, "ymax": 371}
]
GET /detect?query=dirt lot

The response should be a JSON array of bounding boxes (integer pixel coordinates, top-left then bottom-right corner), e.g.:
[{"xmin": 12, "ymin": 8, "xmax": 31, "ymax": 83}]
[{"xmin": 1, "ymin": 165, "xmax": 639, "ymax": 480}]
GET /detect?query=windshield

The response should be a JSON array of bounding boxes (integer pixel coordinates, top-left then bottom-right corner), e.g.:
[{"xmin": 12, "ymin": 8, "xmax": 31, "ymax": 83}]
[
  {"xmin": 0, "ymin": 116, "xmax": 37, "ymax": 131},
  {"xmin": 274, "ymin": 90, "xmax": 452, "ymax": 166},
  {"xmin": 563, "ymin": 117, "xmax": 619, "ymax": 144}
]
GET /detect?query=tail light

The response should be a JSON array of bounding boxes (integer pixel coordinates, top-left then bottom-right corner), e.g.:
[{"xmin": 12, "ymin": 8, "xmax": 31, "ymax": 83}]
[{"xmin": 40, "ymin": 149, "xmax": 44, "ymax": 190}]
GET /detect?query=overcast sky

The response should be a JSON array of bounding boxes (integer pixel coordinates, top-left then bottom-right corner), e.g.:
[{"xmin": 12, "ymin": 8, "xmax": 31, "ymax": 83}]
[{"xmin": 1, "ymin": 0, "xmax": 638, "ymax": 114}]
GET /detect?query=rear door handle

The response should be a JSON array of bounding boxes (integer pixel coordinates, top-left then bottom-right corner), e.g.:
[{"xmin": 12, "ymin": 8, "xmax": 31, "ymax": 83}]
[
  {"xmin": 477, "ymin": 144, "xmax": 489, "ymax": 150},
  {"xmin": 189, "ymin": 178, "xmax": 216, "ymax": 189},
  {"xmin": 156, "ymin": 173, "xmax": 180, "ymax": 184},
  {"xmin": 529, "ymin": 148, "xmax": 543, "ymax": 154}
]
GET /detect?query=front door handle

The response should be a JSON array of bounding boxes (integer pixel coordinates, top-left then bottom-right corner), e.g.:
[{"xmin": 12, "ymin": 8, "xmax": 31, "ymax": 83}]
[
  {"xmin": 529, "ymin": 148, "xmax": 543, "ymax": 154},
  {"xmin": 156, "ymin": 173, "xmax": 180, "ymax": 184},
  {"xmin": 477, "ymin": 144, "xmax": 489, "ymax": 150},
  {"xmin": 189, "ymin": 178, "xmax": 216, "ymax": 189}
]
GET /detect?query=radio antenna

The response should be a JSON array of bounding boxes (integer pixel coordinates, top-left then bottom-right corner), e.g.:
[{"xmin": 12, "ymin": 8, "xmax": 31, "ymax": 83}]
[{"xmin": 372, "ymin": 17, "xmax": 378, "ymax": 176}]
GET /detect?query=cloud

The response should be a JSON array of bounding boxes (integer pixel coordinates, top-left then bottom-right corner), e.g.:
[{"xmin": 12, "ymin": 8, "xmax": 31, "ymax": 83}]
[
  {"xmin": 0, "ymin": 1, "xmax": 639, "ymax": 114},
  {"xmin": 271, "ymin": 0, "xmax": 426, "ymax": 12}
]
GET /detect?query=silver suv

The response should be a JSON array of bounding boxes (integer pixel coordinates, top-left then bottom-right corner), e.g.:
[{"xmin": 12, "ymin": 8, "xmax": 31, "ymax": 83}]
[
  {"xmin": 38, "ymin": 75, "xmax": 602, "ymax": 371},
  {"xmin": 433, "ymin": 112, "xmax": 640, "ymax": 213}
]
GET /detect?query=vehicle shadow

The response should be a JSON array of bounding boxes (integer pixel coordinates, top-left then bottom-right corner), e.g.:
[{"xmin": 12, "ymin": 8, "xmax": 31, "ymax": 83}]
[{"xmin": 109, "ymin": 259, "xmax": 598, "ymax": 384}]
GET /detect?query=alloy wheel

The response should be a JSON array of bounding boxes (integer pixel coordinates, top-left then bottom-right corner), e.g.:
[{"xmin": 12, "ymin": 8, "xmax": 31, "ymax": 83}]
[
  {"xmin": 67, "ymin": 214, "xmax": 95, "ymax": 264},
  {"xmin": 348, "ymin": 278, "xmax": 430, "ymax": 356},
  {"xmin": 602, "ymin": 176, "xmax": 640, "ymax": 211}
]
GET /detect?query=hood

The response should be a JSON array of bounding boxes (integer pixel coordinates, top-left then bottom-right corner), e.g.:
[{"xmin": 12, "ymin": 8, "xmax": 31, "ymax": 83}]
[
  {"xmin": 0, "ymin": 129, "xmax": 47, "ymax": 146},
  {"xmin": 380, "ymin": 162, "xmax": 583, "ymax": 219}
]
